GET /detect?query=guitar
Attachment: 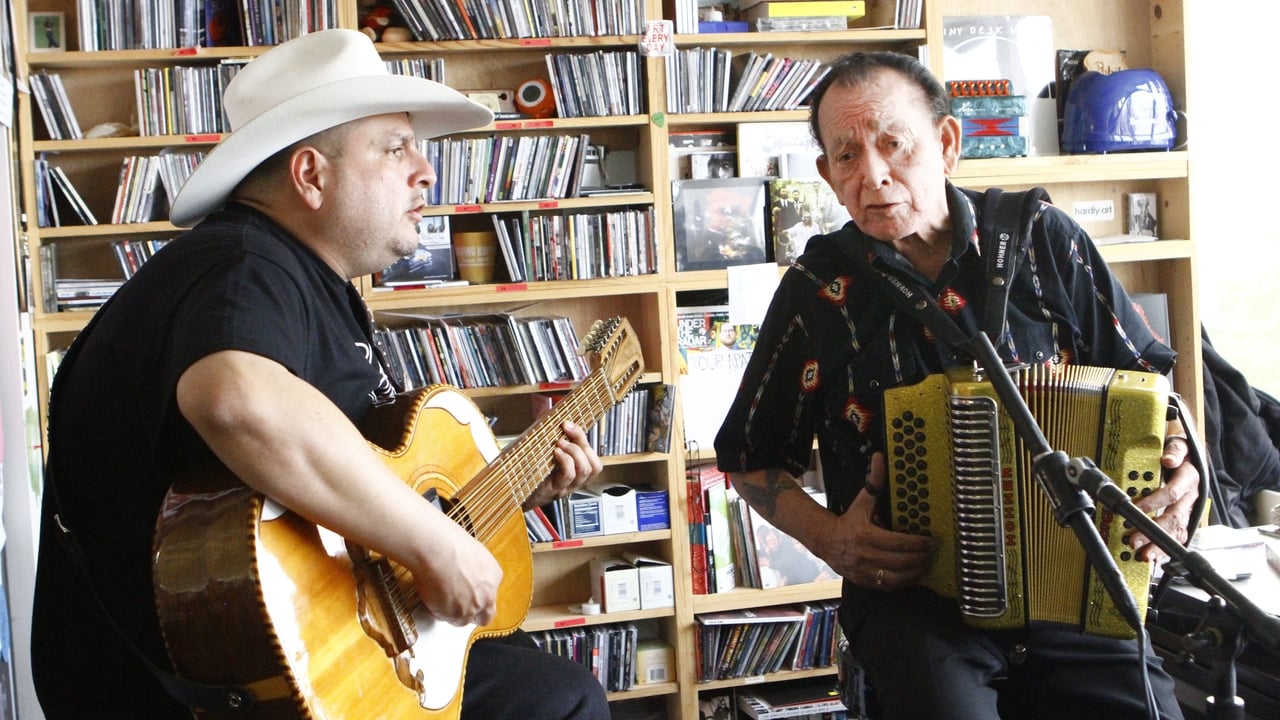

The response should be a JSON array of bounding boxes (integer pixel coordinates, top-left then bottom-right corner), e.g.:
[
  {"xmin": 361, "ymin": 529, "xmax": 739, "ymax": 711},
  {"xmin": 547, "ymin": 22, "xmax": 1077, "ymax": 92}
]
[{"xmin": 153, "ymin": 317, "xmax": 644, "ymax": 719}]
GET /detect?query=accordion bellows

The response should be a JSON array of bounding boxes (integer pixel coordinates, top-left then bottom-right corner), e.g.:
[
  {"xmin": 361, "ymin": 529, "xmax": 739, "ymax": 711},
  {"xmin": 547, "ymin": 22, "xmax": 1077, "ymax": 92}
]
[{"xmin": 884, "ymin": 364, "xmax": 1170, "ymax": 638}]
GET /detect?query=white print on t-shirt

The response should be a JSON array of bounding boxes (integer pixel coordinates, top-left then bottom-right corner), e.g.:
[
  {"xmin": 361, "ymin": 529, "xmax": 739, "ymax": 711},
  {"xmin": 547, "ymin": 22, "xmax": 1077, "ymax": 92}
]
[{"xmin": 355, "ymin": 341, "xmax": 398, "ymax": 406}]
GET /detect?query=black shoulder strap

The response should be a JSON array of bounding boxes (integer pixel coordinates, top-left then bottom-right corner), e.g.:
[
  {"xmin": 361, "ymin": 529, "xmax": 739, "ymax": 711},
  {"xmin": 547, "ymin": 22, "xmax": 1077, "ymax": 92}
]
[{"xmin": 978, "ymin": 187, "xmax": 1051, "ymax": 344}]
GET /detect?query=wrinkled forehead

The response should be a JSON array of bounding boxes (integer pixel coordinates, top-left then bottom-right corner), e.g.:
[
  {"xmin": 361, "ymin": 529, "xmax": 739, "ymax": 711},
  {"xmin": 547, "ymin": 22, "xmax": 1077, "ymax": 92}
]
[{"xmin": 820, "ymin": 76, "xmax": 934, "ymax": 140}]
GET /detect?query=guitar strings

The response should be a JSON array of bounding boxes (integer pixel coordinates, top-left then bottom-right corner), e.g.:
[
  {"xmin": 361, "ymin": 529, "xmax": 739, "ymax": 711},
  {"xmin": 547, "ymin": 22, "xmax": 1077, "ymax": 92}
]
[
  {"xmin": 387, "ymin": 321, "xmax": 636, "ymax": 616},
  {"xmin": 452, "ymin": 372, "xmax": 613, "ymax": 539},
  {"xmin": 386, "ymin": 374, "xmax": 616, "ymax": 609}
]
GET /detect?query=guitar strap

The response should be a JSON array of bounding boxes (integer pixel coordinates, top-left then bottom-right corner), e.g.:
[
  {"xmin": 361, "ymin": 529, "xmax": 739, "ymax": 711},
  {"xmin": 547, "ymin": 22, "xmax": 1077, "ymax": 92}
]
[{"xmin": 43, "ymin": 319, "xmax": 260, "ymax": 715}]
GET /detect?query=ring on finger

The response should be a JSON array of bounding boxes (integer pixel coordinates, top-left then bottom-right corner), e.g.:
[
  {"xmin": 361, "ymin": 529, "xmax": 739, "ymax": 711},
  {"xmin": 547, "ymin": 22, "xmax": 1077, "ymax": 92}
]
[{"xmin": 875, "ymin": 568, "xmax": 885, "ymax": 586}]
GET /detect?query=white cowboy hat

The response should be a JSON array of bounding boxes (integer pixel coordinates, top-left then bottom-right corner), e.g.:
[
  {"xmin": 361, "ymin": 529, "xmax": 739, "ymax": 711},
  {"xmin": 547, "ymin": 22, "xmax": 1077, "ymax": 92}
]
[{"xmin": 169, "ymin": 28, "xmax": 493, "ymax": 227}]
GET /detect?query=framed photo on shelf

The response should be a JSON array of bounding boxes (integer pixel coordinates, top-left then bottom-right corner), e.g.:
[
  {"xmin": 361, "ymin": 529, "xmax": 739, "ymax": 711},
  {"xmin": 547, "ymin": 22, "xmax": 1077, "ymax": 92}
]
[
  {"xmin": 1127, "ymin": 192, "xmax": 1158, "ymax": 238},
  {"xmin": 29, "ymin": 12, "xmax": 65, "ymax": 53},
  {"xmin": 767, "ymin": 179, "xmax": 851, "ymax": 266},
  {"xmin": 672, "ymin": 177, "xmax": 769, "ymax": 271}
]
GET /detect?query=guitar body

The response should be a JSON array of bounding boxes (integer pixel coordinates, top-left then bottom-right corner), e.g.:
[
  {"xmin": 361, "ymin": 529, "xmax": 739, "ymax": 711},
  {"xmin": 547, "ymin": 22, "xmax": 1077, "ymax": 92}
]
[
  {"xmin": 154, "ymin": 316, "xmax": 644, "ymax": 719},
  {"xmin": 154, "ymin": 387, "xmax": 531, "ymax": 719}
]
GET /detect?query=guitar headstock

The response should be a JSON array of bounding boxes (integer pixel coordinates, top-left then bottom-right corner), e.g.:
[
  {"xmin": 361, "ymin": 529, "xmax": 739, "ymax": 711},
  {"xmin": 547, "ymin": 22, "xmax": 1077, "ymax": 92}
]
[{"xmin": 580, "ymin": 317, "xmax": 645, "ymax": 403}]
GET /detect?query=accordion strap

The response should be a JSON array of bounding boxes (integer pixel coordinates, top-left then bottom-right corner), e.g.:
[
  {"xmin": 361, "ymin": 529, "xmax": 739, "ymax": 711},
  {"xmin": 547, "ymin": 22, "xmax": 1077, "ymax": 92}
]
[
  {"xmin": 849, "ymin": 187, "xmax": 1052, "ymax": 357},
  {"xmin": 978, "ymin": 187, "xmax": 1052, "ymax": 345}
]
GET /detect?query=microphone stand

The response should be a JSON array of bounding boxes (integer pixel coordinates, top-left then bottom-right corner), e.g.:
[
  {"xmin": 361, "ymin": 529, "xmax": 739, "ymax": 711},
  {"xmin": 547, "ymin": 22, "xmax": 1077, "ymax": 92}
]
[
  {"xmin": 960, "ymin": 333, "xmax": 1280, "ymax": 719},
  {"xmin": 1066, "ymin": 455, "xmax": 1280, "ymax": 720}
]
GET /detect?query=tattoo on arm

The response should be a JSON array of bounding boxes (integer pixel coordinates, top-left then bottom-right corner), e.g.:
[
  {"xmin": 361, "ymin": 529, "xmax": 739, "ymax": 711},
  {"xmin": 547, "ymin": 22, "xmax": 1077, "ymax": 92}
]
[{"xmin": 737, "ymin": 469, "xmax": 794, "ymax": 519}]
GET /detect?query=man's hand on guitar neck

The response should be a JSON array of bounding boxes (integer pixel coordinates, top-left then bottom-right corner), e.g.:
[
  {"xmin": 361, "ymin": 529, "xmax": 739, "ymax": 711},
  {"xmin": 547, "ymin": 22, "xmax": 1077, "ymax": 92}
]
[{"xmin": 523, "ymin": 421, "xmax": 604, "ymax": 510}]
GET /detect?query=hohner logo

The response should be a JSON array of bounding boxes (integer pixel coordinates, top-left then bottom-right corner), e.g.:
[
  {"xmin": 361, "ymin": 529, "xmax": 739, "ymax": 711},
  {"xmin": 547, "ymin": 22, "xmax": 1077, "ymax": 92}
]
[{"xmin": 994, "ymin": 232, "xmax": 1010, "ymax": 270}]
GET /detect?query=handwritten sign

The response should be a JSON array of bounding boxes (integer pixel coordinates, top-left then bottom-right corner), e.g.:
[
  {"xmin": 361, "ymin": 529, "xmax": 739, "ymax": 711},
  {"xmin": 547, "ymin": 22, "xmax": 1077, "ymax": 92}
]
[{"xmin": 640, "ymin": 20, "xmax": 674, "ymax": 57}]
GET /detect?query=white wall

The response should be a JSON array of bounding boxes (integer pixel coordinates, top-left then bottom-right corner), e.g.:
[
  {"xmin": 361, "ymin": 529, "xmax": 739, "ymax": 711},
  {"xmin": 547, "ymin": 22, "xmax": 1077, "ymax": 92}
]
[
  {"xmin": 1190, "ymin": 4, "xmax": 1280, "ymax": 395},
  {"xmin": 0, "ymin": 135, "xmax": 43, "ymax": 718}
]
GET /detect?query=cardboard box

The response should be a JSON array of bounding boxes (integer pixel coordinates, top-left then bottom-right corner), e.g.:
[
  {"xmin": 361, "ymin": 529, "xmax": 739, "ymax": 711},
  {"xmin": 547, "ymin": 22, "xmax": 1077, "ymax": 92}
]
[
  {"xmin": 597, "ymin": 483, "xmax": 639, "ymax": 535},
  {"xmin": 624, "ymin": 552, "xmax": 674, "ymax": 610},
  {"xmin": 567, "ymin": 489, "xmax": 603, "ymax": 538},
  {"xmin": 634, "ymin": 639, "xmax": 675, "ymax": 685},
  {"xmin": 635, "ymin": 485, "xmax": 670, "ymax": 531},
  {"xmin": 590, "ymin": 556, "xmax": 640, "ymax": 612}
]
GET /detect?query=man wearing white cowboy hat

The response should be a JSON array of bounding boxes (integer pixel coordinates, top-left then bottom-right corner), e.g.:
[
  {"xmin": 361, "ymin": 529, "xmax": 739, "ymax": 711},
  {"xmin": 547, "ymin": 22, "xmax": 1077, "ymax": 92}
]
[{"xmin": 32, "ymin": 29, "xmax": 609, "ymax": 719}]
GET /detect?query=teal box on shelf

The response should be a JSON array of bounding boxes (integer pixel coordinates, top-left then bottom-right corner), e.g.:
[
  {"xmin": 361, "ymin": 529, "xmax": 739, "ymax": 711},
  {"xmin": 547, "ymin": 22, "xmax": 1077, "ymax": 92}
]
[
  {"xmin": 950, "ymin": 95, "xmax": 1029, "ymax": 118},
  {"xmin": 635, "ymin": 484, "xmax": 671, "ymax": 531},
  {"xmin": 960, "ymin": 136, "xmax": 1029, "ymax": 158}
]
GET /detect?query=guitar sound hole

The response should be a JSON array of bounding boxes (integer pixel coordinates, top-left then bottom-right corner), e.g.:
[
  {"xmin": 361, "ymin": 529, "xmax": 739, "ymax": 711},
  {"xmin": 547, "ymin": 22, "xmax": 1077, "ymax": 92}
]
[{"xmin": 423, "ymin": 488, "xmax": 476, "ymax": 536}]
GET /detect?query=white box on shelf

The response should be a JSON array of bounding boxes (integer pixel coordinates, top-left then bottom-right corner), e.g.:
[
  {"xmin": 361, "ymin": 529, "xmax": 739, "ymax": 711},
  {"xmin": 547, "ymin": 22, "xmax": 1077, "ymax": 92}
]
[
  {"xmin": 590, "ymin": 556, "xmax": 640, "ymax": 613},
  {"xmin": 597, "ymin": 483, "xmax": 639, "ymax": 535},
  {"xmin": 624, "ymin": 552, "xmax": 674, "ymax": 610},
  {"xmin": 634, "ymin": 639, "xmax": 675, "ymax": 685}
]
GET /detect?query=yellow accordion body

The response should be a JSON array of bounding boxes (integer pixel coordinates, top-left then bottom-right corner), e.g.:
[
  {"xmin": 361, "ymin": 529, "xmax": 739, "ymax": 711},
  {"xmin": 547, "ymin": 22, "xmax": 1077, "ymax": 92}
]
[{"xmin": 884, "ymin": 364, "xmax": 1170, "ymax": 638}]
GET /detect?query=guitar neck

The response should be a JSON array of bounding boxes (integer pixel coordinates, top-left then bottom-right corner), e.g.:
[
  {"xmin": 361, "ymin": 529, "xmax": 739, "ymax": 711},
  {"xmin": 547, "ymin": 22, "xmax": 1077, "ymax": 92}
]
[{"xmin": 455, "ymin": 371, "xmax": 620, "ymax": 540}]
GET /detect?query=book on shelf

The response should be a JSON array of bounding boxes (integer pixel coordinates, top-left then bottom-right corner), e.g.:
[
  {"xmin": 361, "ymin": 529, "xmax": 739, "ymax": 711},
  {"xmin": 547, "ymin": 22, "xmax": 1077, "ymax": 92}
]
[
  {"xmin": 677, "ymin": 304, "xmax": 759, "ymax": 449},
  {"xmin": 527, "ymin": 622, "xmax": 641, "ymax": 693},
  {"xmin": 29, "ymin": 72, "xmax": 82, "ymax": 140},
  {"xmin": 645, "ymin": 383, "xmax": 677, "ymax": 454},
  {"xmin": 374, "ymin": 216, "xmax": 454, "ymax": 287},
  {"xmin": 204, "ymin": 0, "xmax": 246, "ymax": 46},
  {"xmin": 696, "ymin": 604, "xmax": 809, "ymax": 681},
  {"xmin": 725, "ymin": 55, "xmax": 829, "ymax": 113},
  {"xmin": 523, "ymin": 506, "xmax": 562, "ymax": 543},
  {"xmin": 704, "ymin": 467, "xmax": 737, "ymax": 593},
  {"xmin": 374, "ymin": 311, "xmax": 587, "ymax": 390},
  {"xmin": 112, "ymin": 239, "xmax": 171, "ymax": 280},
  {"xmin": 110, "ymin": 156, "xmax": 165, "ymax": 225},
  {"xmin": 155, "ymin": 150, "xmax": 207, "ymax": 209},
  {"xmin": 737, "ymin": 676, "xmax": 848, "ymax": 720},
  {"xmin": 587, "ymin": 386, "xmax": 650, "ymax": 457},
  {"xmin": 687, "ymin": 468, "xmax": 711, "ymax": 595},
  {"xmin": 33, "ymin": 157, "xmax": 59, "ymax": 229},
  {"xmin": 545, "ymin": 50, "xmax": 645, "ymax": 119},
  {"xmin": 50, "ymin": 164, "xmax": 96, "ymax": 225},
  {"xmin": 1130, "ymin": 292, "xmax": 1173, "ymax": 385},
  {"xmin": 792, "ymin": 600, "xmax": 841, "ymax": 670},
  {"xmin": 36, "ymin": 157, "xmax": 98, "ymax": 227},
  {"xmin": 54, "ymin": 279, "xmax": 123, "ymax": 312},
  {"xmin": 895, "ymin": 0, "xmax": 923, "ymax": 29}
]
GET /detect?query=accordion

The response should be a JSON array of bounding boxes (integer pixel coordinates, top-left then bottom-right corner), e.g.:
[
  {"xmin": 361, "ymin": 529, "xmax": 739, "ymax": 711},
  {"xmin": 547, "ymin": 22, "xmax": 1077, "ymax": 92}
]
[{"xmin": 883, "ymin": 364, "xmax": 1170, "ymax": 638}]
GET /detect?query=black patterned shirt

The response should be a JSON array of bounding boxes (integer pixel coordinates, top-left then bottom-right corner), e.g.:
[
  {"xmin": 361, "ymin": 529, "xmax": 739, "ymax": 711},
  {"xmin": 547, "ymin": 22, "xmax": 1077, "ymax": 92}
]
[{"xmin": 714, "ymin": 182, "xmax": 1176, "ymax": 515}]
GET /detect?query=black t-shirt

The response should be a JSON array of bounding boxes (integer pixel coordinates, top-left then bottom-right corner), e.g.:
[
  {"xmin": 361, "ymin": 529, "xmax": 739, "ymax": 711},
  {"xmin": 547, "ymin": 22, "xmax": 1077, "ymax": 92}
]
[{"xmin": 31, "ymin": 203, "xmax": 395, "ymax": 717}]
